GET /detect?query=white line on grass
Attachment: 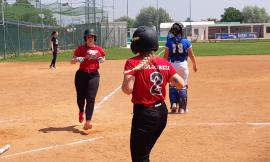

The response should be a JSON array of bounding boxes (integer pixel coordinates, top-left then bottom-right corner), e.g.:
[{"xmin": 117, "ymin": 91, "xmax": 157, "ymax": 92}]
[{"xmin": 0, "ymin": 136, "xmax": 104, "ymax": 159}]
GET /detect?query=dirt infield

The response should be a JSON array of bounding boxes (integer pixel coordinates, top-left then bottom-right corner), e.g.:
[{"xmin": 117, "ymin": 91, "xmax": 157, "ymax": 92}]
[{"xmin": 0, "ymin": 55, "xmax": 270, "ymax": 162}]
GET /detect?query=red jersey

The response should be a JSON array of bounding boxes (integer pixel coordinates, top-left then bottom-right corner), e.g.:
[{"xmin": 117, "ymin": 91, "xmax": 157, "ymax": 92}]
[
  {"xmin": 124, "ymin": 55, "xmax": 176, "ymax": 105},
  {"xmin": 74, "ymin": 44, "xmax": 106, "ymax": 71}
]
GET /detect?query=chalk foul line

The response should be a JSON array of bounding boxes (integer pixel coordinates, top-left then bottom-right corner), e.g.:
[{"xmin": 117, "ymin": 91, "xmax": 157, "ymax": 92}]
[
  {"xmin": 0, "ymin": 136, "xmax": 104, "ymax": 159},
  {"xmin": 94, "ymin": 85, "xmax": 121, "ymax": 110},
  {"xmin": 168, "ymin": 122, "xmax": 270, "ymax": 126}
]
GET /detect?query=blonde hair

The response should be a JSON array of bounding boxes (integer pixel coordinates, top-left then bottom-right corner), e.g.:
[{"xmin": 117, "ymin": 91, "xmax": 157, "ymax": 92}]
[{"xmin": 124, "ymin": 51, "xmax": 156, "ymax": 74}]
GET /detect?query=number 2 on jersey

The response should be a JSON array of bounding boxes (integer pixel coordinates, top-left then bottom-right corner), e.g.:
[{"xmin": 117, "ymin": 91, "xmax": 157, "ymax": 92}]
[{"xmin": 150, "ymin": 72, "xmax": 163, "ymax": 95}]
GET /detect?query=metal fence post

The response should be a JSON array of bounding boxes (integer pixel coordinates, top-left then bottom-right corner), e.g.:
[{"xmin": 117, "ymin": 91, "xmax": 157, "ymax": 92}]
[
  {"xmin": 17, "ymin": 18, "xmax": 20, "ymax": 56},
  {"xmin": 2, "ymin": 1, "xmax": 7, "ymax": 58}
]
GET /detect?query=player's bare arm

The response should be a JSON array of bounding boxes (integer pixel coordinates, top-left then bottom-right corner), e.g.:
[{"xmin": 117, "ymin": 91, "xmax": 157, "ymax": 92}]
[
  {"xmin": 121, "ymin": 74, "xmax": 135, "ymax": 95},
  {"xmin": 188, "ymin": 48, "xmax": 198, "ymax": 72},
  {"xmin": 170, "ymin": 73, "xmax": 185, "ymax": 89},
  {"xmin": 70, "ymin": 55, "xmax": 77, "ymax": 64}
]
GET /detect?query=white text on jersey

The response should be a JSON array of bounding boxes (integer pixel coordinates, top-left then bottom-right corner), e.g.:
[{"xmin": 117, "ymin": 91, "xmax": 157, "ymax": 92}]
[{"xmin": 143, "ymin": 65, "xmax": 170, "ymax": 70}]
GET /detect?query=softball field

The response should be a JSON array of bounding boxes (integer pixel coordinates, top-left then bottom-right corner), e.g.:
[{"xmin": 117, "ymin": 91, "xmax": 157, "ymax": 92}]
[{"xmin": 0, "ymin": 55, "xmax": 270, "ymax": 162}]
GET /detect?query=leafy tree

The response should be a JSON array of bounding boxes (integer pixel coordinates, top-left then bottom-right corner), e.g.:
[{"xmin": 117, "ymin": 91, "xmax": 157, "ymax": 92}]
[
  {"xmin": 242, "ymin": 5, "xmax": 270, "ymax": 23},
  {"xmin": 158, "ymin": 8, "xmax": 172, "ymax": 28},
  {"xmin": 115, "ymin": 16, "xmax": 135, "ymax": 28},
  {"xmin": 134, "ymin": 7, "xmax": 172, "ymax": 30},
  {"xmin": 221, "ymin": 7, "xmax": 243, "ymax": 22},
  {"xmin": 0, "ymin": 0, "xmax": 8, "ymax": 6},
  {"xmin": 3, "ymin": 0, "xmax": 57, "ymax": 25}
]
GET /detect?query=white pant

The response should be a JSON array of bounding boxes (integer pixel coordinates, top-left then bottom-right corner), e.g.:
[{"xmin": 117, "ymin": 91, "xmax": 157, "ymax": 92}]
[{"xmin": 171, "ymin": 61, "xmax": 189, "ymax": 86}]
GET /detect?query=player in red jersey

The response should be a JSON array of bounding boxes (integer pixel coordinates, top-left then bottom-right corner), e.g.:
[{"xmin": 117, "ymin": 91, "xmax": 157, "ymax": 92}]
[
  {"xmin": 122, "ymin": 26, "xmax": 185, "ymax": 162},
  {"xmin": 71, "ymin": 29, "xmax": 105, "ymax": 130}
]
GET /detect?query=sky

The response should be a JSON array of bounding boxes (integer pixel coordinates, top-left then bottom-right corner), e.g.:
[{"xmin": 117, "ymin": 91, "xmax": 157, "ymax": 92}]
[
  {"xmin": 20, "ymin": 0, "xmax": 270, "ymax": 22},
  {"xmin": 109, "ymin": 0, "xmax": 270, "ymax": 21}
]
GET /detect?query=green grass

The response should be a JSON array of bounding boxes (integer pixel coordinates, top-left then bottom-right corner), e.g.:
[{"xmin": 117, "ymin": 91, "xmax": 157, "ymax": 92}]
[
  {"xmin": 0, "ymin": 47, "xmax": 166, "ymax": 62},
  {"xmin": 0, "ymin": 52, "xmax": 72, "ymax": 62},
  {"xmin": 1, "ymin": 40, "xmax": 270, "ymax": 62},
  {"xmin": 193, "ymin": 41, "xmax": 270, "ymax": 56}
]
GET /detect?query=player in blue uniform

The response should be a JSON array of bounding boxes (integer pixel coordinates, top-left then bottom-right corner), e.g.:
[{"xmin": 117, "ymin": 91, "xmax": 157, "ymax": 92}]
[{"xmin": 164, "ymin": 23, "xmax": 198, "ymax": 114}]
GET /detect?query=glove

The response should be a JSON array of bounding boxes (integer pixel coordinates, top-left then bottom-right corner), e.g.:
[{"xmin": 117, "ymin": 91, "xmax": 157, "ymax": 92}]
[
  {"xmin": 97, "ymin": 57, "xmax": 105, "ymax": 63},
  {"xmin": 76, "ymin": 57, "xmax": 85, "ymax": 63}
]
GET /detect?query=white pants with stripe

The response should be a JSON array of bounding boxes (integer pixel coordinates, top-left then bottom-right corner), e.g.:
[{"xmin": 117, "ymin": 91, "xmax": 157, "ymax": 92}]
[{"xmin": 171, "ymin": 60, "xmax": 189, "ymax": 88}]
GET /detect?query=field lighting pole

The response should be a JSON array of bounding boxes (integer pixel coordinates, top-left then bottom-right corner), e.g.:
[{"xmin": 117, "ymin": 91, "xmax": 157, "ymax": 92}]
[
  {"xmin": 189, "ymin": 0, "xmax": 192, "ymax": 37},
  {"xmin": 59, "ymin": 0, "xmax": 62, "ymax": 27},
  {"xmin": 93, "ymin": 0, "xmax": 97, "ymax": 33},
  {"xmin": 127, "ymin": 0, "xmax": 128, "ymax": 18},
  {"xmin": 2, "ymin": 0, "xmax": 7, "ymax": 58},
  {"xmin": 71, "ymin": 0, "xmax": 75, "ymax": 47},
  {"xmin": 112, "ymin": 0, "xmax": 114, "ymax": 22},
  {"xmin": 101, "ymin": 0, "xmax": 103, "ymax": 21},
  {"xmin": 156, "ymin": 0, "xmax": 159, "ymax": 34},
  {"xmin": 40, "ymin": 0, "xmax": 45, "ymax": 55},
  {"xmin": 86, "ymin": 0, "xmax": 90, "ymax": 28}
]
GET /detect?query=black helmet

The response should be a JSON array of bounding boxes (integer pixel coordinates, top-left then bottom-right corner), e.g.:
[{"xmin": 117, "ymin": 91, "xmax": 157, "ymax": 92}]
[
  {"xmin": 130, "ymin": 26, "xmax": 159, "ymax": 54},
  {"xmin": 169, "ymin": 23, "xmax": 184, "ymax": 36},
  {"xmin": 84, "ymin": 29, "xmax": 97, "ymax": 42}
]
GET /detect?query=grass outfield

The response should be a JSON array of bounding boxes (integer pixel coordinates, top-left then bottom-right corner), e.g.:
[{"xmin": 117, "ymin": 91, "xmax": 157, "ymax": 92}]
[
  {"xmin": 193, "ymin": 41, "xmax": 270, "ymax": 56},
  {"xmin": 1, "ymin": 41, "xmax": 270, "ymax": 62}
]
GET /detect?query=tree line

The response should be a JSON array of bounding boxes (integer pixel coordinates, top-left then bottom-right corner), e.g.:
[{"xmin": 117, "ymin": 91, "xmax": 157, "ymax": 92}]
[
  {"xmin": 221, "ymin": 6, "xmax": 270, "ymax": 23},
  {"xmin": 0, "ymin": 0, "xmax": 57, "ymax": 25},
  {"xmin": 1, "ymin": 0, "xmax": 269, "ymax": 27},
  {"xmin": 117, "ymin": 5, "xmax": 270, "ymax": 28}
]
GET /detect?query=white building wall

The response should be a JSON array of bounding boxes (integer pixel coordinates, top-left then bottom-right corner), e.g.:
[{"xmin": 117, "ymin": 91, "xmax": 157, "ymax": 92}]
[{"xmin": 264, "ymin": 25, "xmax": 270, "ymax": 39}]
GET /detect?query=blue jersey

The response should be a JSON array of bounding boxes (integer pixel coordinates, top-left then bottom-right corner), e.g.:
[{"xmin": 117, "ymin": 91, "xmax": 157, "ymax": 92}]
[{"xmin": 166, "ymin": 35, "xmax": 192, "ymax": 62}]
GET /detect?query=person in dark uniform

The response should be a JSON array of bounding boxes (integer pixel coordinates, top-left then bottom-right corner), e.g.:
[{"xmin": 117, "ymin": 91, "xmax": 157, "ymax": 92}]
[
  {"xmin": 49, "ymin": 31, "xmax": 59, "ymax": 69},
  {"xmin": 122, "ymin": 26, "xmax": 185, "ymax": 162},
  {"xmin": 71, "ymin": 29, "xmax": 106, "ymax": 130}
]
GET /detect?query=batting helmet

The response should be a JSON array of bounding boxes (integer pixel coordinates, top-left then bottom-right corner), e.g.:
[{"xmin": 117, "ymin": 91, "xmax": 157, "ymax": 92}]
[
  {"xmin": 84, "ymin": 29, "xmax": 97, "ymax": 42},
  {"xmin": 130, "ymin": 26, "xmax": 159, "ymax": 54},
  {"xmin": 170, "ymin": 23, "xmax": 184, "ymax": 36}
]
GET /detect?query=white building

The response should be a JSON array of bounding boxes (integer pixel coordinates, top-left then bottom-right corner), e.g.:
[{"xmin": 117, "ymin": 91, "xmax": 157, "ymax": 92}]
[{"xmin": 160, "ymin": 22, "xmax": 270, "ymax": 41}]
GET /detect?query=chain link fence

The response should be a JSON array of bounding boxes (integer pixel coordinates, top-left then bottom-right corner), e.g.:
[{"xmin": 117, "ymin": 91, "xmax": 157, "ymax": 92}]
[{"xmin": 0, "ymin": 0, "xmax": 127, "ymax": 59}]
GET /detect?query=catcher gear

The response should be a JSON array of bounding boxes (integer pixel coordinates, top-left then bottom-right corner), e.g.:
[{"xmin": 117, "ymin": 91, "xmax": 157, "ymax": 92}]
[
  {"xmin": 169, "ymin": 85, "xmax": 178, "ymax": 106},
  {"xmin": 84, "ymin": 29, "xmax": 97, "ymax": 42},
  {"xmin": 130, "ymin": 26, "xmax": 159, "ymax": 54},
  {"xmin": 169, "ymin": 23, "xmax": 184, "ymax": 36},
  {"xmin": 178, "ymin": 88, "xmax": 187, "ymax": 111}
]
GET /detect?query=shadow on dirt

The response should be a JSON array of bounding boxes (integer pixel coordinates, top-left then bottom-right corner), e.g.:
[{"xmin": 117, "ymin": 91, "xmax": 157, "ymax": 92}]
[{"xmin": 39, "ymin": 125, "xmax": 88, "ymax": 135}]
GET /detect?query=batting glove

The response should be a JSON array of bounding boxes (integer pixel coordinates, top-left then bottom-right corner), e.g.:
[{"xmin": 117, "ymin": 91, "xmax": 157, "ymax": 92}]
[
  {"xmin": 97, "ymin": 57, "xmax": 105, "ymax": 63},
  {"xmin": 76, "ymin": 57, "xmax": 85, "ymax": 63}
]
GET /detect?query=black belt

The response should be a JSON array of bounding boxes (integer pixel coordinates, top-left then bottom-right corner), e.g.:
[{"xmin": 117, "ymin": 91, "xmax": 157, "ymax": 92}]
[
  {"xmin": 79, "ymin": 69, "xmax": 98, "ymax": 74},
  {"xmin": 135, "ymin": 101, "xmax": 164, "ymax": 108}
]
